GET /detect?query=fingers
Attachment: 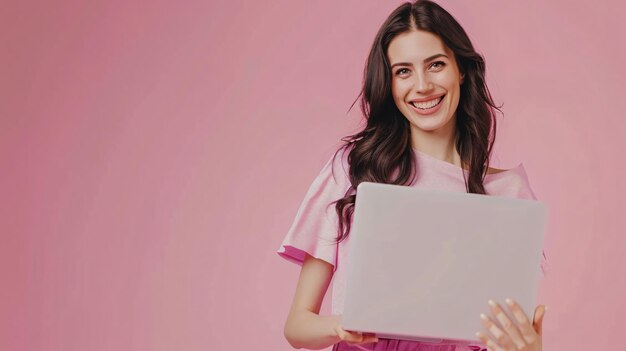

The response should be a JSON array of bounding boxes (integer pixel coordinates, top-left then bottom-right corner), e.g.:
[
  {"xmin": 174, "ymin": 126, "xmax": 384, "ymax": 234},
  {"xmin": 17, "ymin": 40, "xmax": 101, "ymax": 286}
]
[
  {"xmin": 505, "ymin": 298, "xmax": 539, "ymax": 345},
  {"xmin": 336, "ymin": 327, "xmax": 378, "ymax": 345},
  {"xmin": 532, "ymin": 304, "xmax": 547, "ymax": 336},
  {"xmin": 487, "ymin": 299, "xmax": 526, "ymax": 350},
  {"xmin": 346, "ymin": 332, "xmax": 378, "ymax": 345},
  {"xmin": 479, "ymin": 313, "xmax": 507, "ymax": 342},
  {"xmin": 349, "ymin": 332, "xmax": 378, "ymax": 345},
  {"xmin": 335, "ymin": 328, "xmax": 361, "ymax": 344},
  {"xmin": 477, "ymin": 299, "xmax": 546, "ymax": 351},
  {"xmin": 478, "ymin": 311, "xmax": 514, "ymax": 350}
]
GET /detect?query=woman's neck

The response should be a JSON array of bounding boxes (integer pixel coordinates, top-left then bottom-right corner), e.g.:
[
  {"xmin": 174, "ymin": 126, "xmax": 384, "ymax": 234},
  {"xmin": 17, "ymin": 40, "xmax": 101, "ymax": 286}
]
[{"xmin": 410, "ymin": 126, "xmax": 462, "ymax": 167}]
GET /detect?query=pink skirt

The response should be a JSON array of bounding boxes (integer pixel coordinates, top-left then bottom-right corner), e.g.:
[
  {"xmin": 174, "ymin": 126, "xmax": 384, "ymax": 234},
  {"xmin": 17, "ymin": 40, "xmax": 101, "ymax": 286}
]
[{"xmin": 331, "ymin": 339, "xmax": 486, "ymax": 351}]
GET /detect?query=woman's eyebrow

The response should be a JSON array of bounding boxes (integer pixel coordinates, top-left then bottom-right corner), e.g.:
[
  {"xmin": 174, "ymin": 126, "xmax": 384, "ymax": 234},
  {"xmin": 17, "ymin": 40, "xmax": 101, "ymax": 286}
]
[{"xmin": 390, "ymin": 53, "xmax": 449, "ymax": 69}]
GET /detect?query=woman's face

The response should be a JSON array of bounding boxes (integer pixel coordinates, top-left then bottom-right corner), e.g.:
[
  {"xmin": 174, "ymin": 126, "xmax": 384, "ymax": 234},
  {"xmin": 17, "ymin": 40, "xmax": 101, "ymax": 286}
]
[{"xmin": 387, "ymin": 29, "xmax": 464, "ymax": 137}]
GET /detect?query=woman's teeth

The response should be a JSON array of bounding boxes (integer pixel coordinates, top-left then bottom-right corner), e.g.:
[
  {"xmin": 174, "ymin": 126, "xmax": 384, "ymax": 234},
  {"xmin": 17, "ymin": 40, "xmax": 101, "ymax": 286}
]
[{"xmin": 411, "ymin": 95, "xmax": 444, "ymax": 109}]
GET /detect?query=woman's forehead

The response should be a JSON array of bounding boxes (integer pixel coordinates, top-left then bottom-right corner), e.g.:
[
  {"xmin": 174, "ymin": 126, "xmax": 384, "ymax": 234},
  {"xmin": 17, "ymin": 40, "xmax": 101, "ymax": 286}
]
[{"xmin": 387, "ymin": 30, "xmax": 452, "ymax": 63}]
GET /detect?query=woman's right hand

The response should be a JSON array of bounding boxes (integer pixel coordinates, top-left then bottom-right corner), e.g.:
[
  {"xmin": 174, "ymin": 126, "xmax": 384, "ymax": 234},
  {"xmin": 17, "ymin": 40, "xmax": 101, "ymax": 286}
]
[{"xmin": 330, "ymin": 315, "xmax": 379, "ymax": 346}]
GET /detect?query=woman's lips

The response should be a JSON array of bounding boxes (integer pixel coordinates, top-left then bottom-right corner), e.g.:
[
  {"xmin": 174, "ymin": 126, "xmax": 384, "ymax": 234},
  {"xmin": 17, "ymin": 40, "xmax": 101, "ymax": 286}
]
[{"xmin": 409, "ymin": 94, "xmax": 445, "ymax": 116}]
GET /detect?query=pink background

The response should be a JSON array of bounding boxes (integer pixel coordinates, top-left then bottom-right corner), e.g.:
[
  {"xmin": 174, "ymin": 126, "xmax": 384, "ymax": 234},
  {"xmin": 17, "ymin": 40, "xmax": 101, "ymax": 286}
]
[{"xmin": 2, "ymin": 0, "xmax": 624, "ymax": 350}]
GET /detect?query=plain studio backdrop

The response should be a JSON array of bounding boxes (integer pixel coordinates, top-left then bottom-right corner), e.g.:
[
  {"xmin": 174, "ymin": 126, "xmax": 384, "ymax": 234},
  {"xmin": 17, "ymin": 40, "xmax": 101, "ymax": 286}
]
[{"xmin": 1, "ymin": 0, "xmax": 624, "ymax": 350}]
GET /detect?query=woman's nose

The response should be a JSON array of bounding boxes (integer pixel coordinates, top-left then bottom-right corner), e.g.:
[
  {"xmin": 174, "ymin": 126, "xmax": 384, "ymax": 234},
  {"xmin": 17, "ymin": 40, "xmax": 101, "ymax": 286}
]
[{"xmin": 413, "ymin": 73, "xmax": 434, "ymax": 93}]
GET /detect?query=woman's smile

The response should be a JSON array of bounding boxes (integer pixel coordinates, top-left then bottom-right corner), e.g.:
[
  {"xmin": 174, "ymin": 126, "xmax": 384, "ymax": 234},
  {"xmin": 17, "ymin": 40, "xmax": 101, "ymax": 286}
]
[{"xmin": 409, "ymin": 94, "xmax": 446, "ymax": 116}]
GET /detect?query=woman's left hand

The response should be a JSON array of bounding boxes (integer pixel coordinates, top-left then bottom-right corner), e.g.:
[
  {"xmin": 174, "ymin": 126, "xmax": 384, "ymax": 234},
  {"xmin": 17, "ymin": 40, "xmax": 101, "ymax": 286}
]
[{"xmin": 475, "ymin": 298, "xmax": 546, "ymax": 351}]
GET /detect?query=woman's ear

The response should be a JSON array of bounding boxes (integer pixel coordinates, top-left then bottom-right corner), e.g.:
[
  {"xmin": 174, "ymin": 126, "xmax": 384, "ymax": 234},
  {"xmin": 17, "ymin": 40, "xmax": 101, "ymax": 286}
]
[{"xmin": 460, "ymin": 72, "xmax": 465, "ymax": 85}]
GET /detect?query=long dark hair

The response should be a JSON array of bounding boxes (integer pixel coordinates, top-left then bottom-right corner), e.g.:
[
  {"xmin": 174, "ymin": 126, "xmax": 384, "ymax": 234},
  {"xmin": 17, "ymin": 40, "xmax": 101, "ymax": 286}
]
[{"xmin": 330, "ymin": 0, "xmax": 503, "ymax": 244}]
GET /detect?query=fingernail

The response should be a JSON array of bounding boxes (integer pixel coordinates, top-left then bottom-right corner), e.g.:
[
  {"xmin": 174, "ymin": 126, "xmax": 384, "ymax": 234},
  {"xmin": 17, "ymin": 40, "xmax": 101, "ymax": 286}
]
[
  {"xmin": 544, "ymin": 305, "xmax": 548, "ymax": 312},
  {"xmin": 505, "ymin": 298, "xmax": 514, "ymax": 306},
  {"xmin": 480, "ymin": 313, "xmax": 488, "ymax": 321},
  {"xmin": 488, "ymin": 299, "xmax": 497, "ymax": 307}
]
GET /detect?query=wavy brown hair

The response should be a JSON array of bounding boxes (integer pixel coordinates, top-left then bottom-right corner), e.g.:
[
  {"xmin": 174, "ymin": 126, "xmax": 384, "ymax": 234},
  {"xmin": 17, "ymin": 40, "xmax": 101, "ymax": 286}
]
[{"xmin": 329, "ymin": 0, "xmax": 503, "ymax": 244}]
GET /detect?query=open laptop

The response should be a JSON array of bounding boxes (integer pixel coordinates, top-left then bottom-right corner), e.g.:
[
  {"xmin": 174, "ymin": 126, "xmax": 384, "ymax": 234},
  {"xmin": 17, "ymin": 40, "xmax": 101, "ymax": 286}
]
[{"xmin": 341, "ymin": 182, "xmax": 547, "ymax": 346}]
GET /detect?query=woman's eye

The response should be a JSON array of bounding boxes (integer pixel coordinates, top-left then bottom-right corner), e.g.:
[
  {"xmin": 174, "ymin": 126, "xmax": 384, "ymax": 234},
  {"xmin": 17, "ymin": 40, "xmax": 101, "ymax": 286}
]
[
  {"xmin": 430, "ymin": 61, "xmax": 445, "ymax": 70},
  {"xmin": 395, "ymin": 62, "xmax": 444, "ymax": 76},
  {"xmin": 395, "ymin": 68, "xmax": 409, "ymax": 75}
]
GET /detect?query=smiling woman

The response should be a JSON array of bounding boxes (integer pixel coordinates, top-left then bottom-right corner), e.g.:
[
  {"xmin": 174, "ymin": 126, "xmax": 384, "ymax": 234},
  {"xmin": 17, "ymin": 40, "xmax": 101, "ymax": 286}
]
[
  {"xmin": 277, "ymin": 1, "xmax": 547, "ymax": 351},
  {"xmin": 388, "ymin": 30, "xmax": 464, "ymax": 144}
]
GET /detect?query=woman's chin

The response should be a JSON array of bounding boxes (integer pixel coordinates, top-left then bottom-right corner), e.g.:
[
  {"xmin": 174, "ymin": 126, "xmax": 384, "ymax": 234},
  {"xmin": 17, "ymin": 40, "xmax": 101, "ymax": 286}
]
[
  {"xmin": 411, "ymin": 119, "xmax": 446, "ymax": 132},
  {"xmin": 408, "ymin": 115, "xmax": 456, "ymax": 134}
]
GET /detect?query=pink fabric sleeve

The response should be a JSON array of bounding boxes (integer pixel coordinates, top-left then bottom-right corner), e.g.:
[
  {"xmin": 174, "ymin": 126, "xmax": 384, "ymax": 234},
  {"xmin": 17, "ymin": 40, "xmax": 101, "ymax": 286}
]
[{"xmin": 276, "ymin": 150, "xmax": 352, "ymax": 273}]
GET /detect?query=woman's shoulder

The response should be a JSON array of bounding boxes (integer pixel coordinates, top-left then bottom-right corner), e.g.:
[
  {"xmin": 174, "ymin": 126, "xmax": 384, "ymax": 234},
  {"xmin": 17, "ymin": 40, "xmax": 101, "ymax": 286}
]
[
  {"xmin": 303, "ymin": 144, "xmax": 353, "ymax": 198},
  {"xmin": 485, "ymin": 163, "xmax": 537, "ymax": 200},
  {"xmin": 486, "ymin": 166, "xmax": 508, "ymax": 175},
  {"xmin": 485, "ymin": 161, "xmax": 525, "ymax": 177}
]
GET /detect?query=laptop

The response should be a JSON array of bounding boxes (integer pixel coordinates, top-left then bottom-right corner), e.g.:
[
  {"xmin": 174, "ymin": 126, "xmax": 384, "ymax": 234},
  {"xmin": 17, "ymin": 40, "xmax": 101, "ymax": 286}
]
[{"xmin": 341, "ymin": 182, "xmax": 547, "ymax": 345}]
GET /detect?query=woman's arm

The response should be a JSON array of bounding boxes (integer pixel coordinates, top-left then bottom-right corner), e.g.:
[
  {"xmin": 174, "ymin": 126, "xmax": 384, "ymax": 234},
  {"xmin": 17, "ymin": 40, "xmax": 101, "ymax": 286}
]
[{"xmin": 283, "ymin": 253, "xmax": 341, "ymax": 349}]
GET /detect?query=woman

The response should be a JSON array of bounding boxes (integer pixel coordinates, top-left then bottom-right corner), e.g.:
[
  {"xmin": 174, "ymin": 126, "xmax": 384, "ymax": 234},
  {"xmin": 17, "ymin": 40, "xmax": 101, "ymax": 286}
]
[{"xmin": 277, "ymin": 1, "xmax": 547, "ymax": 350}]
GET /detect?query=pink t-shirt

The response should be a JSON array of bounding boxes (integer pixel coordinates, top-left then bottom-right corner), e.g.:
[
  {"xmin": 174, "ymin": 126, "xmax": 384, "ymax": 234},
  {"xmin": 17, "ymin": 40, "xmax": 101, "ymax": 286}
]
[{"xmin": 277, "ymin": 147, "xmax": 548, "ymax": 348}]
